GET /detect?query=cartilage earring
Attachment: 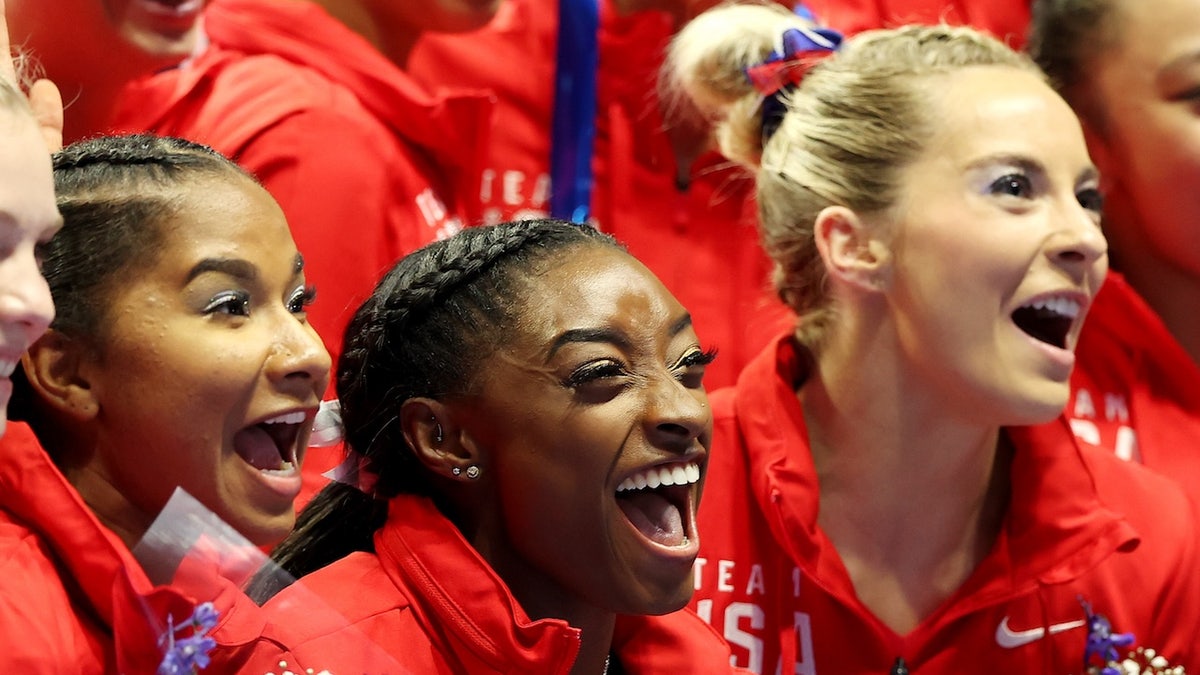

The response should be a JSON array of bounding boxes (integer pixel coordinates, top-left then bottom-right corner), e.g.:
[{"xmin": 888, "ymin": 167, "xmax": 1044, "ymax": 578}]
[
  {"xmin": 434, "ymin": 420, "xmax": 443, "ymax": 443},
  {"xmin": 451, "ymin": 467, "xmax": 462, "ymax": 476},
  {"xmin": 465, "ymin": 465, "xmax": 481, "ymax": 480}
]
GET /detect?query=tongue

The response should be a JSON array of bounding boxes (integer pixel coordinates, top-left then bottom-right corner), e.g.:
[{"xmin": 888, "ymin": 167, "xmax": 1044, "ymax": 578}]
[
  {"xmin": 233, "ymin": 426, "xmax": 283, "ymax": 471},
  {"xmin": 618, "ymin": 491, "xmax": 685, "ymax": 547}
]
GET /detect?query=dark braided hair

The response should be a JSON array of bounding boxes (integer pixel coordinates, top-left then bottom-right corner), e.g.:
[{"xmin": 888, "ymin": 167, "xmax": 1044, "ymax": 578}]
[
  {"xmin": 46, "ymin": 134, "xmax": 252, "ymax": 339},
  {"xmin": 9, "ymin": 134, "xmax": 253, "ymax": 422},
  {"xmin": 259, "ymin": 219, "xmax": 620, "ymax": 597}
]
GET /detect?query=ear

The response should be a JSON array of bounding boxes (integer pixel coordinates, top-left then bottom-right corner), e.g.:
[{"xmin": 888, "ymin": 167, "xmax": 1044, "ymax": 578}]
[
  {"xmin": 21, "ymin": 330, "xmax": 99, "ymax": 421},
  {"xmin": 813, "ymin": 205, "xmax": 892, "ymax": 292},
  {"xmin": 399, "ymin": 398, "xmax": 481, "ymax": 481}
]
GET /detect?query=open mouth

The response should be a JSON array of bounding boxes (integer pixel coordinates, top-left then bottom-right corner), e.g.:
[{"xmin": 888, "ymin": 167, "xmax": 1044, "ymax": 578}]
[
  {"xmin": 232, "ymin": 411, "xmax": 306, "ymax": 475},
  {"xmin": 1011, "ymin": 295, "xmax": 1081, "ymax": 350},
  {"xmin": 615, "ymin": 461, "xmax": 701, "ymax": 548}
]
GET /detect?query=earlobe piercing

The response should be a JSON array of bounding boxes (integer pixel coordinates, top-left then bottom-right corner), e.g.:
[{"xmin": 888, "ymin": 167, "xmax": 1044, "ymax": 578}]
[{"xmin": 452, "ymin": 465, "xmax": 481, "ymax": 479}]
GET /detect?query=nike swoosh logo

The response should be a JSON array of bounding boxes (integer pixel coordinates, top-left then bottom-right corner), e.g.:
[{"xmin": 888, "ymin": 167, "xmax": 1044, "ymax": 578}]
[{"xmin": 995, "ymin": 616, "xmax": 1086, "ymax": 648}]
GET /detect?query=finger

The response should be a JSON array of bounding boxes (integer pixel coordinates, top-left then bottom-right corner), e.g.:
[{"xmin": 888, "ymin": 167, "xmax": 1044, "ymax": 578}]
[
  {"xmin": 28, "ymin": 79, "xmax": 63, "ymax": 152},
  {"xmin": 0, "ymin": 0, "xmax": 17, "ymax": 86}
]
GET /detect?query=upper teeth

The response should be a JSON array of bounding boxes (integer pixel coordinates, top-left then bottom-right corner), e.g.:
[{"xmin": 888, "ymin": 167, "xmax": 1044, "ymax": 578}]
[
  {"xmin": 0, "ymin": 360, "xmax": 16, "ymax": 378},
  {"xmin": 263, "ymin": 411, "xmax": 306, "ymax": 425},
  {"xmin": 616, "ymin": 461, "xmax": 701, "ymax": 492},
  {"xmin": 1024, "ymin": 296, "xmax": 1080, "ymax": 319}
]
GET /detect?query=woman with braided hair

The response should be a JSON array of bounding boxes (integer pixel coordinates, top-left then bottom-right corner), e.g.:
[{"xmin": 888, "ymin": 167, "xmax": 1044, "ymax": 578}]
[
  {"xmin": 661, "ymin": 4, "xmax": 1200, "ymax": 674},
  {"xmin": 0, "ymin": 133, "xmax": 331, "ymax": 671},
  {"xmin": 234, "ymin": 218, "xmax": 743, "ymax": 674}
]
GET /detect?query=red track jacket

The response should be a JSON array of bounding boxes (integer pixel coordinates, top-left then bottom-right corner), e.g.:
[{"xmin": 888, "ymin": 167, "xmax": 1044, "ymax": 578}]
[
  {"xmin": 112, "ymin": 0, "xmax": 492, "ymax": 363},
  {"xmin": 237, "ymin": 493, "xmax": 745, "ymax": 674},
  {"xmin": 0, "ymin": 423, "xmax": 226, "ymax": 673},
  {"xmin": 407, "ymin": 0, "xmax": 794, "ymax": 390},
  {"xmin": 693, "ymin": 334, "xmax": 1200, "ymax": 674},
  {"xmin": 1069, "ymin": 272, "xmax": 1200, "ymax": 496},
  {"xmin": 803, "ymin": 0, "xmax": 1032, "ymax": 47}
]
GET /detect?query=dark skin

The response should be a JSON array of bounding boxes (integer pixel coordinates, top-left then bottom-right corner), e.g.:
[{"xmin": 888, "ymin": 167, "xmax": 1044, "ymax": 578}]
[{"xmin": 400, "ymin": 246, "xmax": 713, "ymax": 675}]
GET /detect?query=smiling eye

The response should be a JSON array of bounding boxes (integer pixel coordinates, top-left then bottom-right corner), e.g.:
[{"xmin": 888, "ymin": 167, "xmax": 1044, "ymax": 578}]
[
  {"xmin": 204, "ymin": 290, "xmax": 251, "ymax": 317},
  {"xmin": 672, "ymin": 347, "xmax": 718, "ymax": 388},
  {"xmin": 565, "ymin": 359, "xmax": 628, "ymax": 388},
  {"xmin": 990, "ymin": 173, "xmax": 1033, "ymax": 199},
  {"xmin": 287, "ymin": 285, "xmax": 317, "ymax": 314}
]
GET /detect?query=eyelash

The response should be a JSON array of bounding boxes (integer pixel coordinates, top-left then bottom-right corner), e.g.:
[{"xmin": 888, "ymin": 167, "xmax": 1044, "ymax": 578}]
[
  {"xmin": 563, "ymin": 347, "xmax": 718, "ymax": 388},
  {"xmin": 203, "ymin": 290, "xmax": 251, "ymax": 317},
  {"xmin": 1077, "ymin": 187, "xmax": 1104, "ymax": 214},
  {"xmin": 203, "ymin": 285, "xmax": 317, "ymax": 318},
  {"xmin": 288, "ymin": 285, "xmax": 317, "ymax": 314},
  {"xmin": 989, "ymin": 173, "xmax": 1033, "ymax": 199},
  {"xmin": 565, "ymin": 359, "xmax": 627, "ymax": 387}
]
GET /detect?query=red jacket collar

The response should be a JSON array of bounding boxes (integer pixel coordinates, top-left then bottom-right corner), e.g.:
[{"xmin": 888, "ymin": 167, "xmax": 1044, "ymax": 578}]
[
  {"xmin": 0, "ymin": 423, "xmax": 202, "ymax": 672},
  {"xmin": 731, "ymin": 334, "xmax": 1138, "ymax": 612},
  {"xmin": 374, "ymin": 494, "xmax": 582, "ymax": 672}
]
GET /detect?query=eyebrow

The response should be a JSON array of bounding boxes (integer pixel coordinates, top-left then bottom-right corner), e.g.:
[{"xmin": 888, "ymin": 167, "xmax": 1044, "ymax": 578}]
[
  {"xmin": 186, "ymin": 257, "xmax": 258, "ymax": 283},
  {"xmin": 545, "ymin": 312, "xmax": 694, "ymax": 362},
  {"xmin": 968, "ymin": 154, "xmax": 1099, "ymax": 186},
  {"xmin": 185, "ymin": 253, "xmax": 305, "ymax": 284},
  {"xmin": 1159, "ymin": 49, "xmax": 1200, "ymax": 82}
]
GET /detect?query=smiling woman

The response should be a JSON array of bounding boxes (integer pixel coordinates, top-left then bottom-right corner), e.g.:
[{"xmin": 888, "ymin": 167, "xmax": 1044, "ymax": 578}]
[
  {"xmin": 235, "ymin": 219, "xmax": 739, "ymax": 674},
  {"xmin": 10, "ymin": 133, "xmax": 331, "ymax": 549},
  {"xmin": 659, "ymin": 4, "xmax": 1200, "ymax": 674}
]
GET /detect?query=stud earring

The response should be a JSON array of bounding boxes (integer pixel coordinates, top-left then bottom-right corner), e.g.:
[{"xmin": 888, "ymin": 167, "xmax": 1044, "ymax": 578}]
[
  {"xmin": 452, "ymin": 467, "xmax": 461, "ymax": 476},
  {"xmin": 465, "ymin": 465, "xmax": 481, "ymax": 480}
]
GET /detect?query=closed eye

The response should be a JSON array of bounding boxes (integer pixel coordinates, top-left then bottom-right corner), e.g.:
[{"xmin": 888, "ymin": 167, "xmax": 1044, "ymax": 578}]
[{"xmin": 672, "ymin": 347, "xmax": 717, "ymax": 388}]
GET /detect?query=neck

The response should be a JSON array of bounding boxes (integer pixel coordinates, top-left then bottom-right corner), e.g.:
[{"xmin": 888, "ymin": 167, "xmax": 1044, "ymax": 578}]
[
  {"xmin": 801, "ymin": 325, "xmax": 1009, "ymax": 633},
  {"xmin": 461, "ymin": 510, "xmax": 615, "ymax": 675},
  {"xmin": 1104, "ymin": 216, "xmax": 1200, "ymax": 367},
  {"xmin": 64, "ymin": 462, "xmax": 154, "ymax": 550},
  {"xmin": 302, "ymin": 0, "xmax": 420, "ymax": 65}
]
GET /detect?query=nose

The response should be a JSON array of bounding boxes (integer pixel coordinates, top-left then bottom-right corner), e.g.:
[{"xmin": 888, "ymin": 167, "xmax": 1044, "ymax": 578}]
[
  {"xmin": 0, "ymin": 250, "xmax": 55, "ymax": 347},
  {"xmin": 1047, "ymin": 202, "xmax": 1108, "ymax": 282},
  {"xmin": 266, "ymin": 312, "xmax": 333, "ymax": 394},
  {"xmin": 643, "ymin": 373, "xmax": 711, "ymax": 451}
]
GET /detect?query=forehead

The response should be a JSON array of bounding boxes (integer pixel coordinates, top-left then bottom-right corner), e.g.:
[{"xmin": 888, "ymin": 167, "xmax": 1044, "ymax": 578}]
[
  {"xmin": 916, "ymin": 66, "xmax": 1091, "ymax": 171},
  {"xmin": 515, "ymin": 246, "xmax": 687, "ymax": 343},
  {"xmin": 1108, "ymin": 0, "xmax": 1200, "ymax": 68},
  {"xmin": 152, "ymin": 173, "xmax": 295, "ymax": 260}
]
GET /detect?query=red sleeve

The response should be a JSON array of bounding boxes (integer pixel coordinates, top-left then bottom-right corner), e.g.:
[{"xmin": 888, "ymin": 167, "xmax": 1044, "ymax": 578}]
[{"xmin": 0, "ymin": 532, "xmax": 109, "ymax": 672}]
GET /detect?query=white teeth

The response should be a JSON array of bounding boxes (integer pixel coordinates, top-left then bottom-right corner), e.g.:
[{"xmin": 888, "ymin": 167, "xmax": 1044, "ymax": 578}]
[
  {"xmin": 260, "ymin": 461, "xmax": 296, "ymax": 476},
  {"xmin": 1023, "ymin": 296, "xmax": 1081, "ymax": 319},
  {"xmin": 0, "ymin": 360, "xmax": 16, "ymax": 377},
  {"xmin": 617, "ymin": 461, "xmax": 702, "ymax": 493},
  {"xmin": 262, "ymin": 411, "xmax": 306, "ymax": 425}
]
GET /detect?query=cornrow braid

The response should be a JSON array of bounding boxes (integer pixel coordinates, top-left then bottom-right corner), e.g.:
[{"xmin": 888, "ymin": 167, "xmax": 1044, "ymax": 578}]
[
  {"xmin": 262, "ymin": 219, "xmax": 619, "ymax": 593},
  {"xmin": 43, "ymin": 135, "xmax": 249, "ymax": 338},
  {"xmin": 9, "ymin": 134, "xmax": 254, "ymax": 424}
]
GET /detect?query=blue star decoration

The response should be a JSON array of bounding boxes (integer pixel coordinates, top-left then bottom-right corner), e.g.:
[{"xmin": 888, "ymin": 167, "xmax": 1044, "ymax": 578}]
[{"xmin": 158, "ymin": 601, "xmax": 219, "ymax": 674}]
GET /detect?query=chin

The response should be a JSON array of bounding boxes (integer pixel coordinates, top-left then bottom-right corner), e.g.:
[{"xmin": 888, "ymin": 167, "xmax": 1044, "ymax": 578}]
[
  {"xmin": 1002, "ymin": 388, "xmax": 1070, "ymax": 427},
  {"xmin": 230, "ymin": 511, "xmax": 295, "ymax": 550}
]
